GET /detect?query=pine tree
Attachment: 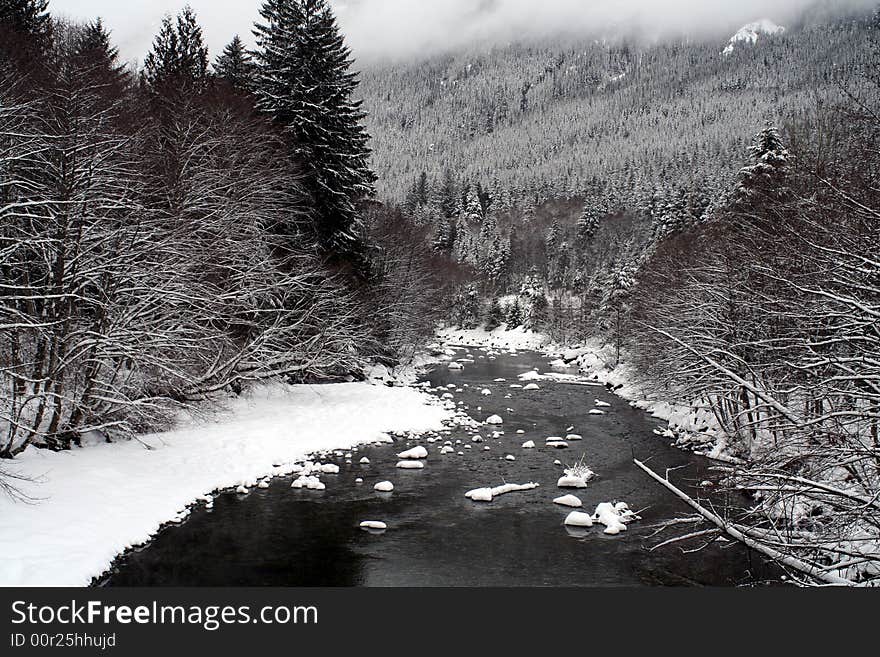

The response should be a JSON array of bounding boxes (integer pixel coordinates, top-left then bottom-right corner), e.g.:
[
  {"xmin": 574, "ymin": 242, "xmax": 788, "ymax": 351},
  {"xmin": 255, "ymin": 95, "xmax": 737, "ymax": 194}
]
[
  {"xmin": 529, "ymin": 293, "xmax": 548, "ymax": 329},
  {"xmin": 0, "ymin": 0, "xmax": 52, "ymax": 61},
  {"xmin": 253, "ymin": 0, "xmax": 376, "ymax": 263},
  {"xmin": 607, "ymin": 264, "xmax": 634, "ymax": 365},
  {"xmin": 577, "ymin": 204, "xmax": 602, "ymax": 247},
  {"xmin": 506, "ymin": 298, "xmax": 525, "ymax": 328},
  {"xmin": 72, "ymin": 19, "xmax": 128, "ymax": 89},
  {"xmin": 463, "ymin": 188, "xmax": 483, "ymax": 224},
  {"xmin": 545, "ymin": 221, "xmax": 560, "ymax": 257},
  {"xmin": 452, "ymin": 284, "xmax": 481, "ymax": 329},
  {"xmin": 485, "ymin": 298, "xmax": 504, "ymax": 331},
  {"xmin": 432, "ymin": 212, "xmax": 455, "ymax": 254},
  {"xmin": 737, "ymin": 124, "xmax": 790, "ymax": 198},
  {"xmin": 483, "ymin": 234, "xmax": 509, "ymax": 286},
  {"xmin": 436, "ymin": 169, "xmax": 458, "ymax": 218},
  {"xmin": 214, "ymin": 35, "xmax": 256, "ymax": 90},
  {"xmin": 142, "ymin": 6, "xmax": 209, "ymax": 93}
]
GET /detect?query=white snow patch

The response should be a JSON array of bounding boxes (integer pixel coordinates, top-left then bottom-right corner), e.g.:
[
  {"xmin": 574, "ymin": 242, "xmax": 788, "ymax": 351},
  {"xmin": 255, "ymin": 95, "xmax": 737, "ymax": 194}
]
[
  {"xmin": 723, "ymin": 19, "xmax": 785, "ymax": 56},
  {"xmin": 0, "ymin": 381, "xmax": 451, "ymax": 587}
]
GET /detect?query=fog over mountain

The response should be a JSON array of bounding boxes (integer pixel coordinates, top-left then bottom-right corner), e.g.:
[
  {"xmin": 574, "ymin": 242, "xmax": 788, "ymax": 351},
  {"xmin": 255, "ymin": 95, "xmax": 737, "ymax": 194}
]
[
  {"xmin": 335, "ymin": 0, "xmax": 878, "ymax": 60},
  {"xmin": 50, "ymin": 0, "xmax": 878, "ymax": 64}
]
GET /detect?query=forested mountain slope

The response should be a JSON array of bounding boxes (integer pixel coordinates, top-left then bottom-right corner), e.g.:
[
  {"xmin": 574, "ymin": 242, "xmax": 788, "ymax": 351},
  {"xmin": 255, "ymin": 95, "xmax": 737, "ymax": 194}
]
[{"xmin": 360, "ymin": 15, "xmax": 871, "ymax": 210}]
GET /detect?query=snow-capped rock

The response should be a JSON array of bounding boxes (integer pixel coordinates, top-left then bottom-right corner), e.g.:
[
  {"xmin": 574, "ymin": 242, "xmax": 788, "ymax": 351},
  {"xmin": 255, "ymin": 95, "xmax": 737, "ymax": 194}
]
[
  {"xmin": 593, "ymin": 501, "xmax": 640, "ymax": 535},
  {"xmin": 722, "ymin": 19, "xmax": 785, "ymax": 56},
  {"xmin": 465, "ymin": 482, "xmax": 540, "ymax": 502},
  {"xmin": 522, "ymin": 440, "xmax": 536, "ymax": 449},
  {"xmin": 397, "ymin": 446, "xmax": 428, "ymax": 460},
  {"xmin": 564, "ymin": 511, "xmax": 594, "ymax": 527},
  {"xmin": 396, "ymin": 460, "xmax": 425, "ymax": 470},
  {"xmin": 360, "ymin": 521, "xmax": 387, "ymax": 531},
  {"xmin": 485, "ymin": 414, "xmax": 504, "ymax": 425},
  {"xmin": 291, "ymin": 475, "xmax": 325, "ymax": 491},
  {"xmin": 554, "ymin": 495, "xmax": 583, "ymax": 508},
  {"xmin": 374, "ymin": 481, "xmax": 394, "ymax": 492}
]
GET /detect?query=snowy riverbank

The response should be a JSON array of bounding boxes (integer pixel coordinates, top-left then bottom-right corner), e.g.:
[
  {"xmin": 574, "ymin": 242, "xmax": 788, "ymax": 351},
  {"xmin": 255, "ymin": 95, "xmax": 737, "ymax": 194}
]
[{"xmin": 0, "ymin": 382, "xmax": 451, "ymax": 587}]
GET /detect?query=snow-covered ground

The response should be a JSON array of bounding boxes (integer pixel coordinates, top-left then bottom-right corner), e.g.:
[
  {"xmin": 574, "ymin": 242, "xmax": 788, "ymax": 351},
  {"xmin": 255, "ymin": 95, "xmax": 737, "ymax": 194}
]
[
  {"xmin": 436, "ymin": 325, "xmax": 552, "ymax": 351},
  {"xmin": 0, "ymin": 382, "xmax": 451, "ymax": 587}
]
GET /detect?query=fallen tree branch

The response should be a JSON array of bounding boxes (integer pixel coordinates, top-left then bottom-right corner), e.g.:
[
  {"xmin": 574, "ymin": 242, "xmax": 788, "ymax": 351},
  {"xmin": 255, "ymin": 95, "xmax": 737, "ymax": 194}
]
[{"xmin": 633, "ymin": 458, "xmax": 857, "ymax": 586}]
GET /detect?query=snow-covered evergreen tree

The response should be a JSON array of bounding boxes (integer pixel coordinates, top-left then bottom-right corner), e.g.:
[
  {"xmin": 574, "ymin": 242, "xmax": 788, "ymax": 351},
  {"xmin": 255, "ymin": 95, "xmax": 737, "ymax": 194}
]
[
  {"xmin": 253, "ymin": 0, "xmax": 376, "ymax": 263},
  {"xmin": 506, "ymin": 297, "xmax": 525, "ymax": 328},
  {"xmin": 485, "ymin": 297, "xmax": 504, "ymax": 331},
  {"xmin": 214, "ymin": 35, "xmax": 256, "ymax": 90},
  {"xmin": 577, "ymin": 204, "xmax": 602, "ymax": 246},
  {"xmin": 142, "ymin": 6, "xmax": 209, "ymax": 92},
  {"xmin": 483, "ymin": 234, "xmax": 510, "ymax": 286},
  {"xmin": 463, "ymin": 189, "xmax": 483, "ymax": 223},
  {"xmin": 737, "ymin": 124, "xmax": 790, "ymax": 198},
  {"xmin": 452, "ymin": 284, "xmax": 481, "ymax": 328}
]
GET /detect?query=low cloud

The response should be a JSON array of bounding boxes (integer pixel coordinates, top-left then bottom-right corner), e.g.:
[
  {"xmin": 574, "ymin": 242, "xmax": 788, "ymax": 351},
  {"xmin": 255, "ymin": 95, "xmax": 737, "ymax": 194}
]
[
  {"xmin": 332, "ymin": 0, "xmax": 877, "ymax": 61},
  {"xmin": 49, "ymin": 0, "xmax": 877, "ymax": 65}
]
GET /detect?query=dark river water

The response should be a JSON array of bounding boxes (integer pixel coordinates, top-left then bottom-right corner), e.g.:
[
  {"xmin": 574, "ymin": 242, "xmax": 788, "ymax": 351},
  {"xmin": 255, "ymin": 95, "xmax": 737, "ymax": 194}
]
[{"xmin": 99, "ymin": 349, "xmax": 774, "ymax": 587}]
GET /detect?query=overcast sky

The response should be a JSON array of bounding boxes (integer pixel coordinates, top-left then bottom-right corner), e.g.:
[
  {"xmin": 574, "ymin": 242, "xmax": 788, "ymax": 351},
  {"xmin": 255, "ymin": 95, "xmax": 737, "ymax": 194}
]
[{"xmin": 49, "ymin": 0, "xmax": 876, "ymax": 65}]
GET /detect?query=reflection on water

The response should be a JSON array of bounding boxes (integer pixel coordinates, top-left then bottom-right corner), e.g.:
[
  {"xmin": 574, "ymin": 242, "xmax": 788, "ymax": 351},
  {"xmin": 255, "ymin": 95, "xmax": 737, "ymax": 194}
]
[{"xmin": 100, "ymin": 350, "xmax": 774, "ymax": 587}]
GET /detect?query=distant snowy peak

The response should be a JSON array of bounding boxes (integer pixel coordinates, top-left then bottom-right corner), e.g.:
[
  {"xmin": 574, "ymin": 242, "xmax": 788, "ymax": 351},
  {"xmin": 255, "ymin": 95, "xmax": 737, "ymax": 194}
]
[{"xmin": 722, "ymin": 19, "xmax": 785, "ymax": 56}]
